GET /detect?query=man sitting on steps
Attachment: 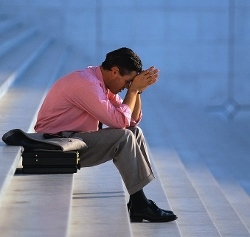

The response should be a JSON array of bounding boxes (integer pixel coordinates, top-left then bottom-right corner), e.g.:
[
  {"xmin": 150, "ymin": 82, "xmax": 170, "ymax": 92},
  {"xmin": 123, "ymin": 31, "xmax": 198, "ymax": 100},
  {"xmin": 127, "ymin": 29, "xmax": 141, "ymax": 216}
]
[{"xmin": 34, "ymin": 47, "xmax": 177, "ymax": 222}]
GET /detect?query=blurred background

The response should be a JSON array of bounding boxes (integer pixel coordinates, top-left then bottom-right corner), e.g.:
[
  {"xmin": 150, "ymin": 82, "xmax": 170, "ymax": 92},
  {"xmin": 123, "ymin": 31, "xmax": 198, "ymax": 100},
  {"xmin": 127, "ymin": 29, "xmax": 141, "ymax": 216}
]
[{"xmin": 1, "ymin": 0, "xmax": 249, "ymax": 118}]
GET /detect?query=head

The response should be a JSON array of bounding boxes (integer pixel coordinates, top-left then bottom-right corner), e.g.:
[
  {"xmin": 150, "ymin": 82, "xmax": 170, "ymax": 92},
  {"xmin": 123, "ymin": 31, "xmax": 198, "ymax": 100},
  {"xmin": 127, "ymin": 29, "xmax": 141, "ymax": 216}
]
[
  {"xmin": 101, "ymin": 47, "xmax": 142, "ymax": 75},
  {"xmin": 101, "ymin": 47, "xmax": 142, "ymax": 94}
]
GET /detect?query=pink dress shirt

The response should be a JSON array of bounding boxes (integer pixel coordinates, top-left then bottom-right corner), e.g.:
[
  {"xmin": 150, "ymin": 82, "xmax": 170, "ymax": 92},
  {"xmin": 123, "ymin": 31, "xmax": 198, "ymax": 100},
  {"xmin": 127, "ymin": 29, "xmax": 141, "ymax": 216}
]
[{"xmin": 34, "ymin": 66, "xmax": 141, "ymax": 133}]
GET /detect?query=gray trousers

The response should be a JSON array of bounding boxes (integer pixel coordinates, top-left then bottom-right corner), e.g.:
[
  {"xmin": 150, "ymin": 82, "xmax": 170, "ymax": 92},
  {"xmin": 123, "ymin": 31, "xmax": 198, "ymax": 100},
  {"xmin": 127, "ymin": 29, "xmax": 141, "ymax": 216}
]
[{"xmin": 72, "ymin": 127, "xmax": 155, "ymax": 195}]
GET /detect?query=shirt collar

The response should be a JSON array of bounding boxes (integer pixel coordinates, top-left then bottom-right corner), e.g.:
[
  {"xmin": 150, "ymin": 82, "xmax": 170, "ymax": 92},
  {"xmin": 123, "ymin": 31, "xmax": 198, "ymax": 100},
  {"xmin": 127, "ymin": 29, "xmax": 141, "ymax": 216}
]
[{"xmin": 88, "ymin": 66, "xmax": 108, "ymax": 94}]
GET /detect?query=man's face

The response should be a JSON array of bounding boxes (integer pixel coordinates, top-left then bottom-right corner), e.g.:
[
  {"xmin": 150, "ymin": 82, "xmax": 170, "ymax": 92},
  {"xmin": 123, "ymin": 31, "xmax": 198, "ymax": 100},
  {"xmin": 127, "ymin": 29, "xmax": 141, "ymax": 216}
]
[{"xmin": 108, "ymin": 69, "xmax": 138, "ymax": 94}]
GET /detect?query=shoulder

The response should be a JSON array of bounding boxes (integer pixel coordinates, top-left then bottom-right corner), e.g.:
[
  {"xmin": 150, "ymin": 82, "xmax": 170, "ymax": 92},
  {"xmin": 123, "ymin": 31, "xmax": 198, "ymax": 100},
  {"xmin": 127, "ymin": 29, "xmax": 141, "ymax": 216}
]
[
  {"xmin": 51, "ymin": 67, "xmax": 106, "ymax": 95},
  {"xmin": 74, "ymin": 66, "xmax": 103, "ymax": 85}
]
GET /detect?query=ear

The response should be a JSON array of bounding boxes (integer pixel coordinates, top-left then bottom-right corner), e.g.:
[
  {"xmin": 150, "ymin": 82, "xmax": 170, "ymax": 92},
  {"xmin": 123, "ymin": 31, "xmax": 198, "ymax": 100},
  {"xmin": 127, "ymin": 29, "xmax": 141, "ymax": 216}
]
[{"xmin": 110, "ymin": 66, "xmax": 119, "ymax": 75}]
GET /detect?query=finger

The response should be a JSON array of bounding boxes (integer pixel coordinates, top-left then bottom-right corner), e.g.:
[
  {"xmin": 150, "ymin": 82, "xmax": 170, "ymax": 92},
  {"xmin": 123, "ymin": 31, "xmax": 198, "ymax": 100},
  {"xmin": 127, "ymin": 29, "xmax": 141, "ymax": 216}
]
[
  {"xmin": 140, "ymin": 68, "xmax": 153, "ymax": 76},
  {"xmin": 138, "ymin": 67, "xmax": 159, "ymax": 82},
  {"xmin": 144, "ymin": 66, "xmax": 155, "ymax": 74},
  {"xmin": 147, "ymin": 71, "xmax": 159, "ymax": 80},
  {"xmin": 146, "ymin": 68, "xmax": 159, "ymax": 77},
  {"xmin": 150, "ymin": 78, "xmax": 158, "ymax": 85}
]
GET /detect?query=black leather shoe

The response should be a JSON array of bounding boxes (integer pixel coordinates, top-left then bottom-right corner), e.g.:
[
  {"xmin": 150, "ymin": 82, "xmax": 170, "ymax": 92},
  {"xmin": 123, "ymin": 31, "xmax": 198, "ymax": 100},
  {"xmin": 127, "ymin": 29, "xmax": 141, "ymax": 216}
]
[
  {"xmin": 127, "ymin": 199, "xmax": 174, "ymax": 214},
  {"xmin": 129, "ymin": 200, "xmax": 178, "ymax": 222}
]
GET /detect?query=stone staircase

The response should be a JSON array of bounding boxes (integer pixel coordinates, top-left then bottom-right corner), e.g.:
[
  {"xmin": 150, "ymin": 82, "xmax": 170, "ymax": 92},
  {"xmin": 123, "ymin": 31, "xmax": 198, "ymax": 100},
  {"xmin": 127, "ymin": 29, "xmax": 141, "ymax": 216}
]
[
  {"xmin": 0, "ymin": 15, "xmax": 250, "ymax": 237},
  {"xmin": 140, "ymin": 87, "xmax": 250, "ymax": 237}
]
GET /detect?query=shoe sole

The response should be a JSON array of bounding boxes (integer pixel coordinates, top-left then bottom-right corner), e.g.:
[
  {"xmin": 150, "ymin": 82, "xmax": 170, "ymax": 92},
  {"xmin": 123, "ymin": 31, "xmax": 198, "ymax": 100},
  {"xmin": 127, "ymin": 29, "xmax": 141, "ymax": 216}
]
[{"xmin": 130, "ymin": 215, "xmax": 178, "ymax": 223}]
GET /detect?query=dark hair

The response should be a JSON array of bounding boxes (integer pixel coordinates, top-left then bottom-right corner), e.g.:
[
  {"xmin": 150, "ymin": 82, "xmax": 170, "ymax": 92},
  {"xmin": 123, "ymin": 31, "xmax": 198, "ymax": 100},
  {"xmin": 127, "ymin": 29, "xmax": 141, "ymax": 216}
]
[{"xmin": 101, "ymin": 47, "xmax": 142, "ymax": 76}]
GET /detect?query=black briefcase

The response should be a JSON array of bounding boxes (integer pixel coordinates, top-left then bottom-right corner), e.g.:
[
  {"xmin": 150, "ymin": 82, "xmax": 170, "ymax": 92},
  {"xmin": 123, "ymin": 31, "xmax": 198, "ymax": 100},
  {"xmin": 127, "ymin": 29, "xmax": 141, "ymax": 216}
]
[{"xmin": 22, "ymin": 150, "xmax": 81, "ymax": 174}]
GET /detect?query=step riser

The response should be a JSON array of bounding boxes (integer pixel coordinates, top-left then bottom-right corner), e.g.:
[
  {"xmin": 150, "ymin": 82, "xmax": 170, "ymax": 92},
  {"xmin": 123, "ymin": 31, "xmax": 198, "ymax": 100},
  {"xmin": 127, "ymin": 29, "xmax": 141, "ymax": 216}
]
[
  {"xmin": 0, "ymin": 28, "xmax": 37, "ymax": 58},
  {"xmin": 0, "ymin": 37, "xmax": 51, "ymax": 100}
]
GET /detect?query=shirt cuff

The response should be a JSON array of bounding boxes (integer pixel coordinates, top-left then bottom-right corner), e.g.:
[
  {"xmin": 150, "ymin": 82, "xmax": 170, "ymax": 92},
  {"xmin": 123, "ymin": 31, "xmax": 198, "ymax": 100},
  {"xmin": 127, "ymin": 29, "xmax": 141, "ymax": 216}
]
[
  {"xmin": 130, "ymin": 111, "xmax": 142, "ymax": 126},
  {"xmin": 117, "ymin": 104, "xmax": 142, "ymax": 127}
]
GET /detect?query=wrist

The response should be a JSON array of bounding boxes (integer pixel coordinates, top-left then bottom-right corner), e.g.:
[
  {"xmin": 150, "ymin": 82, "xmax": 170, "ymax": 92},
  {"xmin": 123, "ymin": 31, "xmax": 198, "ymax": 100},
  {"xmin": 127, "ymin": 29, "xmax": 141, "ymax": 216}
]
[{"xmin": 128, "ymin": 88, "xmax": 140, "ymax": 95}]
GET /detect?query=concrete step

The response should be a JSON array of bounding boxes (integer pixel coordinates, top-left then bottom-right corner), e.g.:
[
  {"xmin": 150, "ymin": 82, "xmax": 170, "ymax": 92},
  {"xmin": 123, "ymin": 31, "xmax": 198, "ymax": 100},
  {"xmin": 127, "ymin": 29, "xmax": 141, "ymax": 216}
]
[
  {"xmin": 177, "ymin": 104, "xmax": 250, "ymax": 234},
  {"xmin": 0, "ymin": 145, "xmax": 22, "ymax": 206},
  {"xmin": 129, "ymin": 157, "xmax": 181, "ymax": 237},
  {"xmin": 0, "ymin": 41, "xmax": 66, "ymax": 207},
  {"xmin": 0, "ymin": 173, "xmax": 74, "ymax": 237},
  {"xmin": 0, "ymin": 33, "xmax": 51, "ymax": 99},
  {"xmin": 0, "ymin": 42, "xmax": 71, "ymax": 237},
  {"xmin": 0, "ymin": 26, "xmax": 102, "ymax": 236},
  {"xmin": 141, "ymin": 82, "xmax": 250, "ymax": 236},
  {"xmin": 69, "ymin": 162, "xmax": 132, "ymax": 237},
  {"xmin": 151, "ymin": 148, "xmax": 221, "ymax": 237},
  {"xmin": 140, "ymin": 91, "xmax": 217, "ymax": 236},
  {"xmin": 140, "ymin": 90, "xmax": 220, "ymax": 236},
  {"xmin": 0, "ymin": 24, "xmax": 37, "ymax": 58},
  {"xmin": 209, "ymin": 166, "xmax": 250, "ymax": 233},
  {"xmin": 0, "ymin": 38, "xmax": 57, "ymax": 130},
  {"xmin": 178, "ymin": 150, "xmax": 250, "ymax": 236}
]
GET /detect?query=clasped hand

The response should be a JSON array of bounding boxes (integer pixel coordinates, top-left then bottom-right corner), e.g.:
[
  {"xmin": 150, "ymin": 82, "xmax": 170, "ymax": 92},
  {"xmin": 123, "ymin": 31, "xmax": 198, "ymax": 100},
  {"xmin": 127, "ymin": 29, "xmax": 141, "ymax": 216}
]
[{"xmin": 129, "ymin": 66, "xmax": 159, "ymax": 93}]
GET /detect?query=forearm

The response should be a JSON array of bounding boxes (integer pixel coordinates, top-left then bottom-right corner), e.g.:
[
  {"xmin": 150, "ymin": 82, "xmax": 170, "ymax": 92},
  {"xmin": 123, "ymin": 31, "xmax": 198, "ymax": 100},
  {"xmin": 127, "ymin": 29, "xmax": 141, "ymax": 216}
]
[
  {"xmin": 123, "ymin": 89, "xmax": 141, "ymax": 122},
  {"xmin": 123, "ymin": 66, "xmax": 158, "ymax": 120},
  {"xmin": 123, "ymin": 88, "xmax": 139, "ymax": 112},
  {"xmin": 132, "ymin": 94, "xmax": 141, "ymax": 121}
]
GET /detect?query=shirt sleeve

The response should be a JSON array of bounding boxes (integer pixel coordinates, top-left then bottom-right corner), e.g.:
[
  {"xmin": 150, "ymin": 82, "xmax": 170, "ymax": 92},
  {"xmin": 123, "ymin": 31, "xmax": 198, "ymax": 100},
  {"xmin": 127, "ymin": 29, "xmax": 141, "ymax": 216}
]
[
  {"xmin": 64, "ymin": 77, "xmax": 140, "ymax": 129},
  {"xmin": 108, "ymin": 93, "xmax": 142, "ymax": 127}
]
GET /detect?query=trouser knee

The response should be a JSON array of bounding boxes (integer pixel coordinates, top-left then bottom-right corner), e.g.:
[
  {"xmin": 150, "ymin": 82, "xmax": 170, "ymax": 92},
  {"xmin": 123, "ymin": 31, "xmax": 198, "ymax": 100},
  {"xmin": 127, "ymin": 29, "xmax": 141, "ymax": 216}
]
[{"xmin": 127, "ymin": 126, "xmax": 145, "ymax": 141}]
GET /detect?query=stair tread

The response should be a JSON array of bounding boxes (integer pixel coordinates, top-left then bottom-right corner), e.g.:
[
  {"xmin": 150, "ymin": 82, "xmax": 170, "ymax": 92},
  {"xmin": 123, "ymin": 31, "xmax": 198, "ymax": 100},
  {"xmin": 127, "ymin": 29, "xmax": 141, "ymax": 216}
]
[
  {"xmin": 0, "ymin": 145, "xmax": 21, "ymax": 202},
  {"xmin": 0, "ymin": 33, "xmax": 48, "ymax": 87},
  {"xmin": 163, "ymin": 95, "xmax": 250, "ymax": 234},
  {"xmin": 69, "ymin": 162, "xmax": 132, "ymax": 237},
  {"xmin": 129, "ymin": 159, "xmax": 181, "ymax": 237},
  {"xmin": 0, "ymin": 41, "xmax": 67, "ymax": 209},
  {"xmin": 152, "ymin": 149, "xmax": 221, "ymax": 237},
  {"xmin": 141, "ymin": 84, "xmax": 250, "ymax": 236},
  {"xmin": 0, "ymin": 173, "xmax": 74, "ymax": 237},
  {"xmin": 0, "ymin": 41, "xmax": 65, "ymax": 130}
]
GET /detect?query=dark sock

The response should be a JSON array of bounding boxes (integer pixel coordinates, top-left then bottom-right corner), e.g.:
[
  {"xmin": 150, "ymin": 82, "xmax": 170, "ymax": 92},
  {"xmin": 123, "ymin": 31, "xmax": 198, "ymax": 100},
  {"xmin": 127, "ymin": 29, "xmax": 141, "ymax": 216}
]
[{"xmin": 129, "ymin": 189, "xmax": 149, "ymax": 210}]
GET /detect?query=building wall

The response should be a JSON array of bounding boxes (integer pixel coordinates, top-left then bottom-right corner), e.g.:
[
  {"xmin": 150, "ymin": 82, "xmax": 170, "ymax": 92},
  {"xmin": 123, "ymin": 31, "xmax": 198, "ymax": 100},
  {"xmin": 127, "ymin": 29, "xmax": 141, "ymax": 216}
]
[{"xmin": 1, "ymin": 0, "xmax": 250, "ymax": 115}]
